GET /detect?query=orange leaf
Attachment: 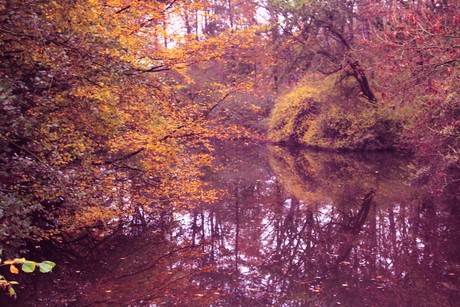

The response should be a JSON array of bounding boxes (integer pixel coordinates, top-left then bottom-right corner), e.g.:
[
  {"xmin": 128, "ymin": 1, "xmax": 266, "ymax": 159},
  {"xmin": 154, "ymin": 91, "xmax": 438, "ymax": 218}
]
[{"xmin": 10, "ymin": 265, "xmax": 19, "ymax": 274}]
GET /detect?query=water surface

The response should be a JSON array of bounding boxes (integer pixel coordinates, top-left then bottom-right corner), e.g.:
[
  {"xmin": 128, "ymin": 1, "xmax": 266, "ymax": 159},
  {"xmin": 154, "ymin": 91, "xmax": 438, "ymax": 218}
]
[{"xmin": 5, "ymin": 142, "xmax": 460, "ymax": 306}]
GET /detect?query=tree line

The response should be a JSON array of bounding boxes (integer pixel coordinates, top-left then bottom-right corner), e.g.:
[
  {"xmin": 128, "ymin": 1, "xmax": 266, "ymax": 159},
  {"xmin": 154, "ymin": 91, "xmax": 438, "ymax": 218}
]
[{"xmin": 1, "ymin": 0, "xmax": 459, "ymax": 298}]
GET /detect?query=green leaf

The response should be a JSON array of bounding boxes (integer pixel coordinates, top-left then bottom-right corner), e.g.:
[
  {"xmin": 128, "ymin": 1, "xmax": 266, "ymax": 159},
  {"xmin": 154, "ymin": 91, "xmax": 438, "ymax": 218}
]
[
  {"xmin": 8, "ymin": 286, "xmax": 15, "ymax": 297},
  {"xmin": 13, "ymin": 258, "xmax": 26, "ymax": 264},
  {"xmin": 22, "ymin": 261, "xmax": 37, "ymax": 273},
  {"xmin": 38, "ymin": 261, "xmax": 56, "ymax": 273},
  {"xmin": 43, "ymin": 260, "xmax": 56, "ymax": 267}
]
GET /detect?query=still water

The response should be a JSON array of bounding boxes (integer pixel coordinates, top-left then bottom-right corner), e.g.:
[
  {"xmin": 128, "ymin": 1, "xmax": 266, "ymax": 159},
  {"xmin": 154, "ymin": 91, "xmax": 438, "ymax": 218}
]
[{"xmin": 6, "ymin": 142, "xmax": 460, "ymax": 306}]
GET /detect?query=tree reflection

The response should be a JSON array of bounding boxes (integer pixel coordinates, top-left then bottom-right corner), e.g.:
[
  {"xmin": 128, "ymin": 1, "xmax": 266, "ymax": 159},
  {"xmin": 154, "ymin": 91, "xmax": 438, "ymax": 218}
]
[
  {"xmin": 202, "ymin": 144, "xmax": 460, "ymax": 306},
  {"xmin": 4, "ymin": 142, "xmax": 460, "ymax": 306}
]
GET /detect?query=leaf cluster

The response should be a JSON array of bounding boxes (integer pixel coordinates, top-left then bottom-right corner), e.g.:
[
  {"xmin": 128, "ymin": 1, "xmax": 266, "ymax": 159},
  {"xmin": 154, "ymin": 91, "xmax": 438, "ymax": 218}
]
[
  {"xmin": 0, "ymin": 0, "xmax": 267, "ymax": 260},
  {"xmin": 0, "ymin": 250, "xmax": 55, "ymax": 298}
]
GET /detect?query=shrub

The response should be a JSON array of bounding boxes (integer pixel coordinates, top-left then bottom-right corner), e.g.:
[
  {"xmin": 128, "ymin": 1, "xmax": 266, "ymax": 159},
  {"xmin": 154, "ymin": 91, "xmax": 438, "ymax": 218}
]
[{"xmin": 268, "ymin": 73, "xmax": 401, "ymax": 151}]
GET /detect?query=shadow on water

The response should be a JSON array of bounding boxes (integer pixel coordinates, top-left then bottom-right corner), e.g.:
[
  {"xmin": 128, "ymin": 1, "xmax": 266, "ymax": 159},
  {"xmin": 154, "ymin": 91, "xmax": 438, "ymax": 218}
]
[{"xmin": 3, "ymin": 141, "xmax": 460, "ymax": 306}]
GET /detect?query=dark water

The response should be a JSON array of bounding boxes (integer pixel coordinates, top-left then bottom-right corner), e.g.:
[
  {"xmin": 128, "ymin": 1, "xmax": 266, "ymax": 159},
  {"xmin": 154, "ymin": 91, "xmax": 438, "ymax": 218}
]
[{"xmin": 4, "ymin": 142, "xmax": 460, "ymax": 306}]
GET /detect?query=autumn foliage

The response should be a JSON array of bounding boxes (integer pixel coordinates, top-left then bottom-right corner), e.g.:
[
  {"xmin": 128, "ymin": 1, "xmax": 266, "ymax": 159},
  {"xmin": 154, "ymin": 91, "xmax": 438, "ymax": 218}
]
[
  {"xmin": 267, "ymin": 0, "xmax": 460, "ymax": 156},
  {"xmin": 0, "ymin": 0, "xmax": 269, "ymax": 259},
  {"xmin": 2, "ymin": 0, "xmax": 460, "ymax": 303}
]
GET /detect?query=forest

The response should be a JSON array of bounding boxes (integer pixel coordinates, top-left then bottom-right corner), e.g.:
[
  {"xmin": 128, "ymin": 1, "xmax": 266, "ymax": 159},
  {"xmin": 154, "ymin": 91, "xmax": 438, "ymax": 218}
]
[{"xmin": 1, "ymin": 0, "xmax": 460, "ymax": 305}]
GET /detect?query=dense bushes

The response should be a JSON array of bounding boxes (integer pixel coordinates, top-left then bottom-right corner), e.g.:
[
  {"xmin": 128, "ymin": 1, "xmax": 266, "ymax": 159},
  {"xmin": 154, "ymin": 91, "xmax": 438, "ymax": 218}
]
[{"xmin": 268, "ymin": 74, "xmax": 402, "ymax": 151}]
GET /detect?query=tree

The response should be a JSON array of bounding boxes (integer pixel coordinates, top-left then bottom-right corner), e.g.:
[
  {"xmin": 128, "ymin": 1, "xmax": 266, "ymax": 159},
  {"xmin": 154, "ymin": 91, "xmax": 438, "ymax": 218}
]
[
  {"xmin": 265, "ymin": 0, "xmax": 460, "ymax": 155},
  {"xmin": 170, "ymin": 0, "xmax": 276, "ymax": 134},
  {"xmin": 263, "ymin": 0, "xmax": 407, "ymax": 149},
  {"xmin": 264, "ymin": 0, "xmax": 377, "ymax": 102},
  {"xmin": 0, "ymin": 0, "xmax": 263, "ymax": 259},
  {"xmin": 367, "ymin": 0, "xmax": 460, "ymax": 155}
]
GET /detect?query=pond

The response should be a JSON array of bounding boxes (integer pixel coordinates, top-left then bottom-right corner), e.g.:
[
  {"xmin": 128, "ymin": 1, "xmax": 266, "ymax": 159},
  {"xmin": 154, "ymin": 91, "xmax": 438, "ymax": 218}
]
[{"xmin": 3, "ymin": 141, "xmax": 460, "ymax": 306}]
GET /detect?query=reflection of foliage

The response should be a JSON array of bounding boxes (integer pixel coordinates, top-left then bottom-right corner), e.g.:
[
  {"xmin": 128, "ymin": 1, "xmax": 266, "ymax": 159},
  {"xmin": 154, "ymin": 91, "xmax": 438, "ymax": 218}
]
[
  {"xmin": 5, "ymin": 142, "xmax": 460, "ymax": 306},
  {"xmin": 268, "ymin": 145, "xmax": 411, "ymax": 210},
  {"xmin": 2, "ymin": 224, "xmax": 221, "ymax": 306},
  {"xmin": 260, "ymin": 145, "xmax": 460, "ymax": 306}
]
